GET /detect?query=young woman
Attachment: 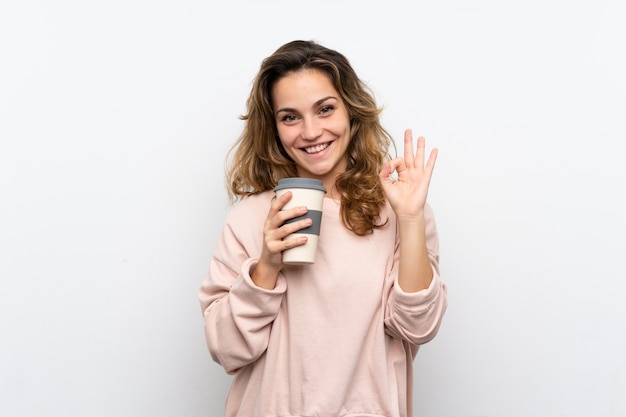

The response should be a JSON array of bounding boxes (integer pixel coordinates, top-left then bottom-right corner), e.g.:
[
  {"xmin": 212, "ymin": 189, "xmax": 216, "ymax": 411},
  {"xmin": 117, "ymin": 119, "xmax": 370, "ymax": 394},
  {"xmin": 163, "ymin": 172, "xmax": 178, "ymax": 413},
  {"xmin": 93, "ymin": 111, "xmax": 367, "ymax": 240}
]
[{"xmin": 199, "ymin": 40, "xmax": 447, "ymax": 417}]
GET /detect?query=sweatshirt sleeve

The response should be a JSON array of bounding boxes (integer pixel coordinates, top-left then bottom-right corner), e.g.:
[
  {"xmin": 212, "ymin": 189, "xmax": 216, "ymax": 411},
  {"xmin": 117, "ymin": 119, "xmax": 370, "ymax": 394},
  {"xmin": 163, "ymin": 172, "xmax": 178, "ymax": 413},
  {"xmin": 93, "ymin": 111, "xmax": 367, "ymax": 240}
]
[
  {"xmin": 383, "ymin": 203, "xmax": 448, "ymax": 346},
  {"xmin": 198, "ymin": 199, "xmax": 287, "ymax": 374}
]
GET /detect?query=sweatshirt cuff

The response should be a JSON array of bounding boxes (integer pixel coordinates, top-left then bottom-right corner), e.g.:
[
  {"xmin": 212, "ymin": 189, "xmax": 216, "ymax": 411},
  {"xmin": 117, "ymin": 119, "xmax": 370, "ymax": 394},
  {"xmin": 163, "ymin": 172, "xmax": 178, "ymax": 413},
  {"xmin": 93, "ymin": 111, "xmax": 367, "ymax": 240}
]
[
  {"xmin": 227, "ymin": 259, "xmax": 287, "ymax": 321},
  {"xmin": 392, "ymin": 267, "xmax": 441, "ymax": 308},
  {"xmin": 239, "ymin": 258, "xmax": 288, "ymax": 294}
]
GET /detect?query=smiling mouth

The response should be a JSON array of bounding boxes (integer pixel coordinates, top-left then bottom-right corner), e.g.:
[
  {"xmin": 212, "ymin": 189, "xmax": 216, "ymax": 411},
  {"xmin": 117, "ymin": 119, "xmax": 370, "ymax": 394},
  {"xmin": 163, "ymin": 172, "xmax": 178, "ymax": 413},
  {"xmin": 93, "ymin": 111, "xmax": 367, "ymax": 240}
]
[{"xmin": 303, "ymin": 142, "xmax": 330, "ymax": 154}]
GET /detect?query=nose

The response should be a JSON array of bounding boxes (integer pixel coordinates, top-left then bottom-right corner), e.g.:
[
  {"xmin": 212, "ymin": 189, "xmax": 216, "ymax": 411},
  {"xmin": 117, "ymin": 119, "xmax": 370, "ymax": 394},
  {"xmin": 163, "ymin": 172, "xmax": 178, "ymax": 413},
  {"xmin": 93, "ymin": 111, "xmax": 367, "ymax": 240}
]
[{"xmin": 301, "ymin": 117, "xmax": 322, "ymax": 141}]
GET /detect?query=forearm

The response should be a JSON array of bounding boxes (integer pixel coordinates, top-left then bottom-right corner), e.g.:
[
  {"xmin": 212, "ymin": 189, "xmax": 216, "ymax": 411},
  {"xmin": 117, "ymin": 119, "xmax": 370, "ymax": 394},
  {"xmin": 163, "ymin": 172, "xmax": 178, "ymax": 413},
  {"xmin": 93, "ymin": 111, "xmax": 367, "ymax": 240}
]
[
  {"xmin": 201, "ymin": 259, "xmax": 286, "ymax": 372},
  {"xmin": 251, "ymin": 260, "xmax": 281, "ymax": 289},
  {"xmin": 397, "ymin": 211, "xmax": 434, "ymax": 292}
]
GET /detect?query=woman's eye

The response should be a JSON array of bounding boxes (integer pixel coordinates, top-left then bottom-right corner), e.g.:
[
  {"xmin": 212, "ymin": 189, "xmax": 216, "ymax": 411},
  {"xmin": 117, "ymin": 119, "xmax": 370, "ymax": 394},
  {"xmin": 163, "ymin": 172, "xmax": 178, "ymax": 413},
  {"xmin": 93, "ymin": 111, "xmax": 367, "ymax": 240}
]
[
  {"xmin": 320, "ymin": 105, "xmax": 334, "ymax": 114},
  {"xmin": 281, "ymin": 114, "xmax": 297, "ymax": 122}
]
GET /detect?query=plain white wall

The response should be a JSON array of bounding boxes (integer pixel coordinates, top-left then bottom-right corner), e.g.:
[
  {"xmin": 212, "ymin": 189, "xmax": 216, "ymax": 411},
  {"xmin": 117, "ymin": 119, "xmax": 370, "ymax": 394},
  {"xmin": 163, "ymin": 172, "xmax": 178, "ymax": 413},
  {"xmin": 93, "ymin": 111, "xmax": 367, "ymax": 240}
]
[{"xmin": 1, "ymin": 1, "xmax": 625, "ymax": 416}]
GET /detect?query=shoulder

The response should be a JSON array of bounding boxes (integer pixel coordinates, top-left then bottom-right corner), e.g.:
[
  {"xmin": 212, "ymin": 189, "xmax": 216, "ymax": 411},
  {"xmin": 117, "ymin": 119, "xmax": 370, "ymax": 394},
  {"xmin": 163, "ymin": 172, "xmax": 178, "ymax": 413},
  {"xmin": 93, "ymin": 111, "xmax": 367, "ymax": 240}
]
[
  {"xmin": 217, "ymin": 192, "xmax": 273, "ymax": 252},
  {"xmin": 230, "ymin": 191, "xmax": 274, "ymax": 211},
  {"xmin": 225, "ymin": 191, "xmax": 274, "ymax": 227}
]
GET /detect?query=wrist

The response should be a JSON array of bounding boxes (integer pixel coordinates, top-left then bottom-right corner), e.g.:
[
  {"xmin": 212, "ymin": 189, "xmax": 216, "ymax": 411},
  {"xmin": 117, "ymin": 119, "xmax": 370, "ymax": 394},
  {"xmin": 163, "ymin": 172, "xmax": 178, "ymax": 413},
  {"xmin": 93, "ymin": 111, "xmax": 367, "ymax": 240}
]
[
  {"xmin": 250, "ymin": 259, "xmax": 281, "ymax": 290},
  {"xmin": 396, "ymin": 209, "xmax": 426, "ymax": 226}
]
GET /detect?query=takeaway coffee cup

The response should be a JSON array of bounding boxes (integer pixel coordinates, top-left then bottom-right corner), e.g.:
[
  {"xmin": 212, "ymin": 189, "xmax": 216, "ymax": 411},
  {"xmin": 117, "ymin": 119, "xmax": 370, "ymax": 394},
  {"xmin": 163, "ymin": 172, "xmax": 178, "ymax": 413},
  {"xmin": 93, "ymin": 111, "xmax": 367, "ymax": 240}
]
[{"xmin": 274, "ymin": 178, "xmax": 327, "ymax": 265}]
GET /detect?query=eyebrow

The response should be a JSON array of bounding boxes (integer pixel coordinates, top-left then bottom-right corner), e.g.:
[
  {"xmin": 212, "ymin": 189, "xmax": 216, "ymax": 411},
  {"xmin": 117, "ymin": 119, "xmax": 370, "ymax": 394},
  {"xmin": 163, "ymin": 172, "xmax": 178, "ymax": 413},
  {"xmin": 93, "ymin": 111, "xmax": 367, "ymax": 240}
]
[{"xmin": 274, "ymin": 96, "xmax": 338, "ymax": 115}]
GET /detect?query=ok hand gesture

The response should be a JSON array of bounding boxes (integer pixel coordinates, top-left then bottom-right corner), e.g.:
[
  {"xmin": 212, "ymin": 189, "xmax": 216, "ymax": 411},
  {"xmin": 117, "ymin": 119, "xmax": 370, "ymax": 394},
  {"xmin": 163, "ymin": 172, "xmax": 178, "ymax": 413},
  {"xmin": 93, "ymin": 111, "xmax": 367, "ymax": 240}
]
[{"xmin": 379, "ymin": 129, "xmax": 438, "ymax": 220}]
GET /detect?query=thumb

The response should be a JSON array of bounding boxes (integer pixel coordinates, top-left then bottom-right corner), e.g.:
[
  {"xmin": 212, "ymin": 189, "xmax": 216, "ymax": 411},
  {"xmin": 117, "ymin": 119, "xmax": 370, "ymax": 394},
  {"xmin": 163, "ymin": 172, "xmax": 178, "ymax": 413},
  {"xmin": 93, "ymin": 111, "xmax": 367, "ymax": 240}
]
[{"xmin": 379, "ymin": 161, "xmax": 394, "ymax": 185}]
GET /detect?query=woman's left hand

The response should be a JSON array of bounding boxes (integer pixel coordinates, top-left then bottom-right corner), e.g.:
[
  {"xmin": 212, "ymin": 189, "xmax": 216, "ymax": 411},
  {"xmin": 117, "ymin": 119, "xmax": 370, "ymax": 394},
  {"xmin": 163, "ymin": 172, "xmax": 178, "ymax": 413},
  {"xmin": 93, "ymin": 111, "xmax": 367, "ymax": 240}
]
[{"xmin": 379, "ymin": 129, "xmax": 438, "ymax": 220}]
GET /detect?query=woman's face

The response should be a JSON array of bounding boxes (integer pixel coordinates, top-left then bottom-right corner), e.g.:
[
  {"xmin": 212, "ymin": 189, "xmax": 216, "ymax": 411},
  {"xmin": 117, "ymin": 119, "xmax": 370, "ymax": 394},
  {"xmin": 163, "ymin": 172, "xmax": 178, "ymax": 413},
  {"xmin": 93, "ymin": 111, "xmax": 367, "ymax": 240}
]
[{"xmin": 271, "ymin": 69, "xmax": 351, "ymax": 193}]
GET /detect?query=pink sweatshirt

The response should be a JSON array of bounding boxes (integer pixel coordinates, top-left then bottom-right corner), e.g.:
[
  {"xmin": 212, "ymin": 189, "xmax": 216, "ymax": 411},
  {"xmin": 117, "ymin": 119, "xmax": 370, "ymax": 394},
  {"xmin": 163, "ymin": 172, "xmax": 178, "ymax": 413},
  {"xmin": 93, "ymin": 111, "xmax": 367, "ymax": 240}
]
[{"xmin": 199, "ymin": 192, "xmax": 447, "ymax": 417}]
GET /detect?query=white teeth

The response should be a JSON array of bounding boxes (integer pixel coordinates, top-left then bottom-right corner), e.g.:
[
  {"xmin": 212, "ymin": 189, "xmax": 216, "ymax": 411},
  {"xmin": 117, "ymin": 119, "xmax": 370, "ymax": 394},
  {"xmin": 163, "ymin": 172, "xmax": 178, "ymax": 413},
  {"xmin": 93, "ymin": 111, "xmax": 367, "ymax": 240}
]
[{"xmin": 304, "ymin": 143, "xmax": 330, "ymax": 153}]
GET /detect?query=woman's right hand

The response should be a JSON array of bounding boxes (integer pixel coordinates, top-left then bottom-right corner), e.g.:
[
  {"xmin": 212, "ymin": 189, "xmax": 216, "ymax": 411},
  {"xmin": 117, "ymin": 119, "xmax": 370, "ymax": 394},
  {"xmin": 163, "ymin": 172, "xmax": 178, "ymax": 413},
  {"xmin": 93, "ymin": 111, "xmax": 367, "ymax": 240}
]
[{"xmin": 251, "ymin": 191, "xmax": 312, "ymax": 289}]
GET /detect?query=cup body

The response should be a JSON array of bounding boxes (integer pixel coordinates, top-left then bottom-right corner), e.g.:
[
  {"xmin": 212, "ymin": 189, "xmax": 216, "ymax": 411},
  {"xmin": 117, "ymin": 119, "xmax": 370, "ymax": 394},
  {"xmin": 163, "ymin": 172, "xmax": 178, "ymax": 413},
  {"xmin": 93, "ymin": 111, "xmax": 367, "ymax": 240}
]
[{"xmin": 274, "ymin": 178, "xmax": 326, "ymax": 265}]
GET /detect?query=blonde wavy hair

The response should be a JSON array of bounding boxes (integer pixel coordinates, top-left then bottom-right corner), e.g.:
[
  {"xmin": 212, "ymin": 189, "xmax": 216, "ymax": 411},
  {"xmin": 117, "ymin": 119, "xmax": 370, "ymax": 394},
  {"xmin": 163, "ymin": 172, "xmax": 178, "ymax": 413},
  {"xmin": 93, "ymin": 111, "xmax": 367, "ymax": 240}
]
[{"xmin": 226, "ymin": 40, "xmax": 394, "ymax": 236}]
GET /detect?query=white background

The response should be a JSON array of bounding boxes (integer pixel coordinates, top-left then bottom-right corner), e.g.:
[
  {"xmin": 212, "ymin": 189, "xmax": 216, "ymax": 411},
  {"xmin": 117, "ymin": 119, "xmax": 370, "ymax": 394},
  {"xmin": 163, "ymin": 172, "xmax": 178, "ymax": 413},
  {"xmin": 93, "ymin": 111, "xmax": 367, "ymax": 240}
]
[{"xmin": 1, "ymin": 1, "xmax": 625, "ymax": 416}]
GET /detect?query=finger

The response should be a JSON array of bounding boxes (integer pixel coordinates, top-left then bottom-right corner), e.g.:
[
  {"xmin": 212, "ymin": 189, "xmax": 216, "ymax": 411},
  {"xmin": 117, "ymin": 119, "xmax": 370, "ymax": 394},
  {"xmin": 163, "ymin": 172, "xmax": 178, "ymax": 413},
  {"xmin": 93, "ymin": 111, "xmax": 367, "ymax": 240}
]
[
  {"xmin": 281, "ymin": 235, "xmax": 308, "ymax": 250},
  {"xmin": 270, "ymin": 191, "xmax": 292, "ymax": 214},
  {"xmin": 266, "ymin": 232, "xmax": 308, "ymax": 255},
  {"xmin": 268, "ymin": 216, "xmax": 311, "ymax": 253},
  {"xmin": 279, "ymin": 216, "xmax": 313, "ymax": 238},
  {"xmin": 379, "ymin": 162, "xmax": 389, "ymax": 183},
  {"xmin": 274, "ymin": 205, "xmax": 308, "ymax": 231},
  {"xmin": 268, "ymin": 191, "xmax": 305, "ymax": 232},
  {"xmin": 424, "ymin": 147, "xmax": 438, "ymax": 176},
  {"xmin": 415, "ymin": 136, "xmax": 427, "ymax": 170},
  {"xmin": 379, "ymin": 161, "xmax": 393, "ymax": 183},
  {"xmin": 264, "ymin": 210, "xmax": 310, "ymax": 251},
  {"xmin": 379, "ymin": 159, "xmax": 405, "ymax": 184},
  {"xmin": 271, "ymin": 191, "xmax": 308, "ymax": 218},
  {"xmin": 403, "ymin": 129, "xmax": 415, "ymax": 168}
]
